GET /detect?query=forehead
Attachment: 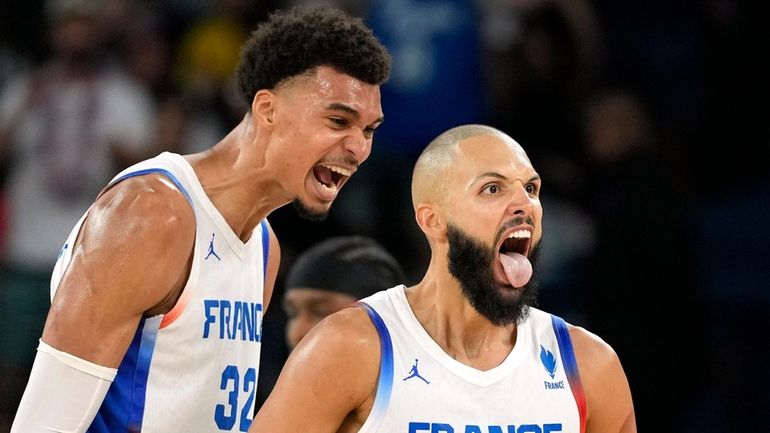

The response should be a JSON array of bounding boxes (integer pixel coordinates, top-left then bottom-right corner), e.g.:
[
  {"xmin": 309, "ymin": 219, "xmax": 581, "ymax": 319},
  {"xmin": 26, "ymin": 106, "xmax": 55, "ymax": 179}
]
[
  {"xmin": 282, "ymin": 66, "xmax": 383, "ymax": 120},
  {"xmin": 283, "ymin": 287, "xmax": 356, "ymax": 306},
  {"xmin": 451, "ymin": 134, "xmax": 534, "ymax": 181}
]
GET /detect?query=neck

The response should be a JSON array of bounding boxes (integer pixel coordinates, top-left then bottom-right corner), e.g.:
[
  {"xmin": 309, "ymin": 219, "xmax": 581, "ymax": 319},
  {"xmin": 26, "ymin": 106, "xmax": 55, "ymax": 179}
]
[
  {"xmin": 407, "ymin": 255, "xmax": 517, "ymax": 370},
  {"xmin": 187, "ymin": 116, "xmax": 290, "ymax": 241}
]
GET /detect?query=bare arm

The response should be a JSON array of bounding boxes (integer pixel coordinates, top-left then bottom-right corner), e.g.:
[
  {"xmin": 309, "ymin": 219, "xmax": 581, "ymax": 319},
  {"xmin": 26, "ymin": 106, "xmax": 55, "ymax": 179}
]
[
  {"xmin": 570, "ymin": 326, "xmax": 636, "ymax": 433},
  {"xmin": 250, "ymin": 307, "xmax": 380, "ymax": 433},
  {"xmin": 42, "ymin": 174, "xmax": 196, "ymax": 367}
]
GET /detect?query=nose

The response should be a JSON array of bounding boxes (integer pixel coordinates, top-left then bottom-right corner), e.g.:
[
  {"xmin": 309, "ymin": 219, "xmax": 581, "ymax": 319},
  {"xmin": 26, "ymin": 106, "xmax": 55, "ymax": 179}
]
[
  {"xmin": 505, "ymin": 183, "xmax": 536, "ymax": 217},
  {"xmin": 345, "ymin": 129, "xmax": 372, "ymax": 163}
]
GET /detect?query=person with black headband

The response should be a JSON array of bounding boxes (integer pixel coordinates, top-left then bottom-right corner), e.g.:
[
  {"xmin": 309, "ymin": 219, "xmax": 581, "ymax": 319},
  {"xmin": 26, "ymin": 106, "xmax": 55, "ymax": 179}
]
[{"xmin": 282, "ymin": 236, "xmax": 405, "ymax": 351}]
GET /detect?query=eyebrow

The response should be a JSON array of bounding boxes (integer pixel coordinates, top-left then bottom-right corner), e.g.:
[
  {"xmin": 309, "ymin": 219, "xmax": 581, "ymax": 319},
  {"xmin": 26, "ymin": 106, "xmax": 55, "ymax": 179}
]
[
  {"xmin": 327, "ymin": 102, "xmax": 384, "ymax": 126},
  {"xmin": 473, "ymin": 172, "xmax": 541, "ymax": 183}
]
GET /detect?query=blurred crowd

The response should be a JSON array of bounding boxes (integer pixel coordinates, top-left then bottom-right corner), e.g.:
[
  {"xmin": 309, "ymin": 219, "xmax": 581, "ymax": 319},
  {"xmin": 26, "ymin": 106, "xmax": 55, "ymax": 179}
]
[{"xmin": 0, "ymin": 0, "xmax": 767, "ymax": 431}]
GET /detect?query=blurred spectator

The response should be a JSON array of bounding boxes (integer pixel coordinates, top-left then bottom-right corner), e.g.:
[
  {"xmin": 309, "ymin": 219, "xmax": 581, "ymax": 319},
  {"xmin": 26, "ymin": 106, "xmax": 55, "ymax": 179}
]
[
  {"xmin": 173, "ymin": 0, "xmax": 279, "ymax": 154},
  {"xmin": 0, "ymin": 0, "xmax": 155, "ymax": 424},
  {"xmin": 479, "ymin": 0, "xmax": 602, "ymax": 198},
  {"xmin": 579, "ymin": 87, "xmax": 707, "ymax": 431},
  {"xmin": 687, "ymin": 173, "xmax": 770, "ymax": 431},
  {"xmin": 682, "ymin": 4, "xmax": 770, "ymax": 429},
  {"xmin": 122, "ymin": 7, "xmax": 178, "ymax": 99}
]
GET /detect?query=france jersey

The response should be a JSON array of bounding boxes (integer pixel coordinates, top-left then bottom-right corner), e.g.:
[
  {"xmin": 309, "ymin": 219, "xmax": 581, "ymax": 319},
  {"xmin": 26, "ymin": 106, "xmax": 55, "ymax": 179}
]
[
  {"xmin": 357, "ymin": 285, "xmax": 587, "ymax": 433},
  {"xmin": 50, "ymin": 152, "xmax": 269, "ymax": 433}
]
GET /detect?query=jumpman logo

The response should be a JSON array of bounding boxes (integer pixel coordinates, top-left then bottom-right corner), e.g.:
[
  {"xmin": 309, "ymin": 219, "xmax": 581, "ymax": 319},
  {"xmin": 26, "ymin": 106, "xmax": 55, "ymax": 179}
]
[
  {"xmin": 205, "ymin": 233, "xmax": 221, "ymax": 261},
  {"xmin": 402, "ymin": 358, "xmax": 430, "ymax": 384}
]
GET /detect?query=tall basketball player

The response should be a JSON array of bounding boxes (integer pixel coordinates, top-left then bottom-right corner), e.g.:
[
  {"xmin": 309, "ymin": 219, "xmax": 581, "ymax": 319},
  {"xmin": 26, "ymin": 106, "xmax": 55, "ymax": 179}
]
[{"xmin": 11, "ymin": 6, "xmax": 391, "ymax": 433}]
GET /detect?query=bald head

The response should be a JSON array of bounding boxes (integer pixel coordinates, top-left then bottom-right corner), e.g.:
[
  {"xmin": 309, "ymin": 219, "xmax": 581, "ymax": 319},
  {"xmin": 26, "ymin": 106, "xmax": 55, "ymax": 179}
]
[{"xmin": 411, "ymin": 124, "xmax": 519, "ymax": 209}]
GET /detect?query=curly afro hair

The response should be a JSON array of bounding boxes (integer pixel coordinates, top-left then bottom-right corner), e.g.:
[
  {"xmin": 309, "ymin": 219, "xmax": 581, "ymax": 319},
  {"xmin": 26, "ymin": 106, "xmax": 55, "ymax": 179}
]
[{"xmin": 236, "ymin": 5, "xmax": 391, "ymax": 107}]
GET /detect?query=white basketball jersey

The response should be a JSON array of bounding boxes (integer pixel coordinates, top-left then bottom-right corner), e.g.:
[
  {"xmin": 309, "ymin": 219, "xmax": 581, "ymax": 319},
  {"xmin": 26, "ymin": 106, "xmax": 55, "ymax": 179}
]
[
  {"xmin": 357, "ymin": 285, "xmax": 586, "ymax": 433},
  {"xmin": 50, "ymin": 152, "xmax": 269, "ymax": 433}
]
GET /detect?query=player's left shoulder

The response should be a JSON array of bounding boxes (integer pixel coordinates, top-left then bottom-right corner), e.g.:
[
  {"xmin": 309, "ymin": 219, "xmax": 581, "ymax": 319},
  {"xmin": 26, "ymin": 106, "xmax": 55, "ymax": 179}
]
[
  {"xmin": 566, "ymin": 324, "xmax": 620, "ymax": 375},
  {"xmin": 566, "ymin": 324, "xmax": 637, "ymax": 432}
]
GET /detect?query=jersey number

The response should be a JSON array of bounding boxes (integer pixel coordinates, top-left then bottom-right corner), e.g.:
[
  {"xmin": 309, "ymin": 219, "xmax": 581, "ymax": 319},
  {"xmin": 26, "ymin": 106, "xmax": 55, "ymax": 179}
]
[{"xmin": 215, "ymin": 365, "xmax": 257, "ymax": 432}]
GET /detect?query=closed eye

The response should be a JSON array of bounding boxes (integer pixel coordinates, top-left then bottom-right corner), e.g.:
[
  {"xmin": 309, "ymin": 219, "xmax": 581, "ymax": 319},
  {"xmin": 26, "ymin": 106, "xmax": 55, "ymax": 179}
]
[
  {"xmin": 328, "ymin": 117, "xmax": 348, "ymax": 128},
  {"xmin": 363, "ymin": 126, "xmax": 377, "ymax": 138}
]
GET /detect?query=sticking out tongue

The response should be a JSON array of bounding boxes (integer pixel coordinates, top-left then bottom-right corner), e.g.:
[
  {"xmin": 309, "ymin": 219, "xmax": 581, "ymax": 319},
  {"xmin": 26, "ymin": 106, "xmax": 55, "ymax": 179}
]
[{"xmin": 499, "ymin": 252, "xmax": 533, "ymax": 288}]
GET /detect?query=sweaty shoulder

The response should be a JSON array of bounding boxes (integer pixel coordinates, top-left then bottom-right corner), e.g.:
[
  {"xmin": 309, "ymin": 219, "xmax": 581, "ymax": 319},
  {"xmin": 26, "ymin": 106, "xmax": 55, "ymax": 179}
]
[
  {"xmin": 252, "ymin": 305, "xmax": 381, "ymax": 432},
  {"xmin": 92, "ymin": 174, "xmax": 195, "ymax": 251},
  {"xmin": 567, "ymin": 324, "xmax": 617, "ymax": 376},
  {"xmin": 568, "ymin": 325, "xmax": 637, "ymax": 432},
  {"xmin": 83, "ymin": 173, "xmax": 196, "ymax": 310},
  {"xmin": 294, "ymin": 305, "xmax": 381, "ymax": 373},
  {"xmin": 96, "ymin": 173, "xmax": 194, "ymax": 228}
]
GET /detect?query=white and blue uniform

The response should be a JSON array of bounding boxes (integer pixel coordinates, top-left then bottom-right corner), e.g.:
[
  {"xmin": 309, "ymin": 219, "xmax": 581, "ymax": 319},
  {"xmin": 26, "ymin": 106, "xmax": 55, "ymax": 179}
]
[
  {"xmin": 357, "ymin": 285, "xmax": 587, "ymax": 433},
  {"xmin": 50, "ymin": 152, "xmax": 269, "ymax": 433}
]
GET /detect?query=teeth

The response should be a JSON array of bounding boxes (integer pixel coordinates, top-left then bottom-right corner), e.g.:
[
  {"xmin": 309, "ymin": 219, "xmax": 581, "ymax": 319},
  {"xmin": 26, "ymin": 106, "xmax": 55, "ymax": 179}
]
[
  {"xmin": 322, "ymin": 164, "xmax": 352, "ymax": 177},
  {"xmin": 318, "ymin": 181, "xmax": 338, "ymax": 192},
  {"xmin": 507, "ymin": 230, "xmax": 532, "ymax": 239}
]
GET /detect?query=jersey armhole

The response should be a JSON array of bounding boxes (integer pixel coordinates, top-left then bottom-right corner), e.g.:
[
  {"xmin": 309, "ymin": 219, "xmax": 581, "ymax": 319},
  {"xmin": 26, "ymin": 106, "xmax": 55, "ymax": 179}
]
[
  {"xmin": 551, "ymin": 315, "xmax": 587, "ymax": 433},
  {"xmin": 355, "ymin": 302, "xmax": 394, "ymax": 431},
  {"xmin": 260, "ymin": 219, "xmax": 269, "ymax": 284}
]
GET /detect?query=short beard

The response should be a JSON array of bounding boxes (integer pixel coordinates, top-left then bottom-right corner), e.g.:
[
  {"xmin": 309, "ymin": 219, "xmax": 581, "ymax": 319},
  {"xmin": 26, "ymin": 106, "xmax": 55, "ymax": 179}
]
[
  {"xmin": 292, "ymin": 198, "xmax": 328, "ymax": 222},
  {"xmin": 447, "ymin": 223, "xmax": 540, "ymax": 326}
]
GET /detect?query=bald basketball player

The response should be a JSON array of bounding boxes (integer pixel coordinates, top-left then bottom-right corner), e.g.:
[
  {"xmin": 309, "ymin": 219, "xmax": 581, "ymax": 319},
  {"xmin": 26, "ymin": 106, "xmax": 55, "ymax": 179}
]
[{"xmin": 250, "ymin": 124, "xmax": 636, "ymax": 433}]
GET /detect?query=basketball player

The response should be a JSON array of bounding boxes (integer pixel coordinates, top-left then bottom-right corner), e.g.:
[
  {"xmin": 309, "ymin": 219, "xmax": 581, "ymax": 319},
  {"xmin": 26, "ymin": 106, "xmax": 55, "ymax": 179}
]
[
  {"xmin": 11, "ymin": 6, "xmax": 390, "ymax": 433},
  {"xmin": 250, "ymin": 125, "xmax": 636, "ymax": 433},
  {"xmin": 282, "ymin": 236, "xmax": 406, "ymax": 351}
]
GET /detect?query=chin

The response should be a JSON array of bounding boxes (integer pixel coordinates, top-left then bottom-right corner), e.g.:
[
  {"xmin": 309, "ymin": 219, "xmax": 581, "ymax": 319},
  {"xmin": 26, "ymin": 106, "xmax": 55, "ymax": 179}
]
[{"xmin": 292, "ymin": 198, "xmax": 329, "ymax": 222}]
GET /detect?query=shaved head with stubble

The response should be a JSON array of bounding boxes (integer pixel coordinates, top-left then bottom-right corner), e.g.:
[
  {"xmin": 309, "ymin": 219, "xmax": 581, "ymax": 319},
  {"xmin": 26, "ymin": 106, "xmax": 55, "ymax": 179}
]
[{"xmin": 411, "ymin": 124, "xmax": 541, "ymax": 326}]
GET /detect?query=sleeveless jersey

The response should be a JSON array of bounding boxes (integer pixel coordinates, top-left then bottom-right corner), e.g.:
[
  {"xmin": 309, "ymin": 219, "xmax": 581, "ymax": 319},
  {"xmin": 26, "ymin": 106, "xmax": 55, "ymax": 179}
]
[
  {"xmin": 357, "ymin": 285, "xmax": 587, "ymax": 433},
  {"xmin": 50, "ymin": 152, "xmax": 269, "ymax": 433}
]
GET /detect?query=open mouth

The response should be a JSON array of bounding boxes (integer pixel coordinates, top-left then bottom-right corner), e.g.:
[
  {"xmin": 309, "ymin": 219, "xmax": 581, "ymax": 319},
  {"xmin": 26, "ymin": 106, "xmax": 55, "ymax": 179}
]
[
  {"xmin": 496, "ymin": 228, "xmax": 534, "ymax": 288},
  {"xmin": 312, "ymin": 164, "xmax": 353, "ymax": 193},
  {"xmin": 498, "ymin": 229, "xmax": 532, "ymax": 257}
]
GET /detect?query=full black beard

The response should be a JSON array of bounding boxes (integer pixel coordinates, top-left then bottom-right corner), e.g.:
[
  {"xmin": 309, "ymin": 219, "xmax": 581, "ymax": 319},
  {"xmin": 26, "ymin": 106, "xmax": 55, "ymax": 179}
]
[
  {"xmin": 292, "ymin": 198, "xmax": 328, "ymax": 222},
  {"xmin": 447, "ymin": 223, "xmax": 540, "ymax": 326}
]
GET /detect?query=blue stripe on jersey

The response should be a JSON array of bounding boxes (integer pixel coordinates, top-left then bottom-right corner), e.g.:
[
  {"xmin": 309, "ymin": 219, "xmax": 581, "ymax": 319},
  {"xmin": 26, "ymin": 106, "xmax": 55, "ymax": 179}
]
[
  {"xmin": 358, "ymin": 302, "xmax": 394, "ymax": 425},
  {"xmin": 551, "ymin": 315, "xmax": 580, "ymax": 381},
  {"xmin": 88, "ymin": 316, "xmax": 162, "ymax": 433},
  {"xmin": 260, "ymin": 219, "xmax": 269, "ymax": 284},
  {"xmin": 110, "ymin": 168, "xmax": 194, "ymax": 206},
  {"xmin": 551, "ymin": 315, "xmax": 587, "ymax": 432}
]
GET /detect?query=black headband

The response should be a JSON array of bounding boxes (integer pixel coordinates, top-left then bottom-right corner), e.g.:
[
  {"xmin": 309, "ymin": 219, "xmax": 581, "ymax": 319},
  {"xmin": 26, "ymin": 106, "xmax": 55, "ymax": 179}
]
[{"xmin": 285, "ymin": 236, "xmax": 405, "ymax": 301}]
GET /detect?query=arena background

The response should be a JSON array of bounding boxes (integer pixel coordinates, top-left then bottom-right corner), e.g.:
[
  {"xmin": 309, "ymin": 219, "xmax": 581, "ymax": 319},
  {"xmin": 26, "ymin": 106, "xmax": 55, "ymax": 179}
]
[{"xmin": 0, "ymin": 0, "xmax": 767, "ymax": 431}]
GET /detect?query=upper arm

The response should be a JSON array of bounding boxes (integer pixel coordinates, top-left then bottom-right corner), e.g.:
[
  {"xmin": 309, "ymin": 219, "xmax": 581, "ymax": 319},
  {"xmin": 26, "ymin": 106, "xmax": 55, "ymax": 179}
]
[
  {"xmin": 570, "ymin": 326, "xmax": 637, "ymax": 433},
  {"xmin": 262, "ymin": 220, "xmax": 280, "ymax": 311},
  {"xmin": 42, "ymin": 175, "xmax": 196, "ymax": 367},
  {"xmin": 250, "ymin": 307, "xmax": 380, "ymax": 433}
]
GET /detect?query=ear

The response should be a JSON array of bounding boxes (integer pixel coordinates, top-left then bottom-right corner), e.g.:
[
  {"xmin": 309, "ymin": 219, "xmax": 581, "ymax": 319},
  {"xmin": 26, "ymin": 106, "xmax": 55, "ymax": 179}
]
[
  {"xmin": 251, "ymin": 89, "xmax": 276, "ymax": 126},
  {"xmin": 415, "ymin": 203, "xmax": 447, "ymax": 242}
]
